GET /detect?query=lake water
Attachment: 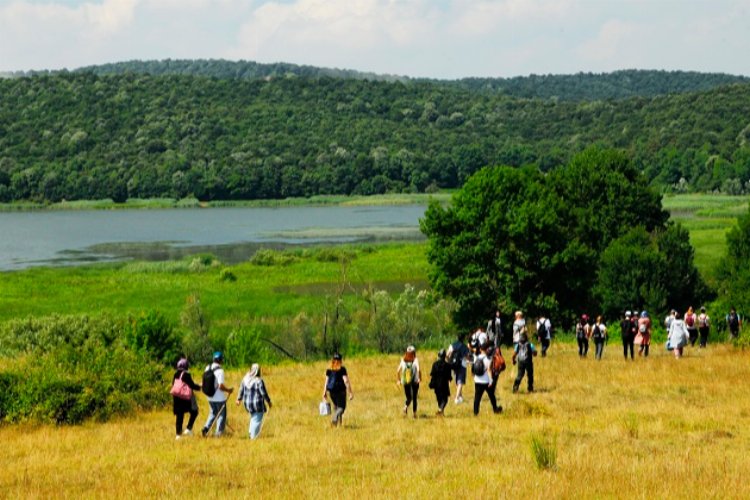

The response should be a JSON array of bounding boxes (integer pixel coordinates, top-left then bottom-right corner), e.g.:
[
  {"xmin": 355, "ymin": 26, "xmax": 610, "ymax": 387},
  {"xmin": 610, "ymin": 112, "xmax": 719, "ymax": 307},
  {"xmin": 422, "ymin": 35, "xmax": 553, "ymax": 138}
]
[{"xmin": 0, "ymin": 205, "xmax": 427, "ymax": 270}]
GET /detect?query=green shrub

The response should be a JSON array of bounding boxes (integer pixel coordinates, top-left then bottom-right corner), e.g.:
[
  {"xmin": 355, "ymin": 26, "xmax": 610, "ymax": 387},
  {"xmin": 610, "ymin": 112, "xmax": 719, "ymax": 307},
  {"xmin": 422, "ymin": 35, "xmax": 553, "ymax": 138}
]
[
  {"xmin": 250, "ymin": 249, "xmax": 298, "ymax": 266},
  {"xmin": 0, "ymin": 340, "xmax": 167, "ymax": 424},
  {"xmin": 125, "ymin": 310, "xmax": 180, "ymax": 365},
  {"xmin": 219, "ymin": 268, "xmax": 237, "ymax": 282},
  {"xmin": 225, "ymin": 327, "xmax": 266, "ymax": 367}
]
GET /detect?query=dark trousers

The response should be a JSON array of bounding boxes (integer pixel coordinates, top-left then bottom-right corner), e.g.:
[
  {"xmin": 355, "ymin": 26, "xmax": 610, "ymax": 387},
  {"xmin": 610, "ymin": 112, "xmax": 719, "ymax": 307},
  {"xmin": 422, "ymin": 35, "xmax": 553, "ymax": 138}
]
[
  {"xmin": 434, "ymin": 388, "xmax": 449, "ymax": 412},
  {"xmin": 513, "ymin": 361, "xmax": 534, "ymax": 392},
  {"xmin": 698, "ymin": 327, "xmax": 709, "ymax": 347},
  {"xmin": 176, "ymin": 410, "xmax": 198, "ymax": 436},
  {"xmin": 623, "ymin": 336, "xmax": 634, "ymax": 359},
  {"xmin": 330, "ymin": 390, "xmax": 347, "ymax": 426},
  {"xmin": 538, "ymin": 337, "xmax": 550, "ymax": 357},
  {"xmin": 688, "ymin": 327, "xmax": 698, "ymax": 347},
  {"xmin": 473, "ymin": 382, "xmax": 499, "ymax": 415},
  {"xmin": 594, "ymin": 339, "xmax": 605, "ymax": 359},
  {"xmin": 638, "ymin": 343, "xmax": 650, "ymax": 357},
  {"xmin": 577, "ymin": 337, "xmax": 589, "ymax": 357},
  {"xmin": 403, "ymin": 382, "xmax": 419, "ymax": 412}
]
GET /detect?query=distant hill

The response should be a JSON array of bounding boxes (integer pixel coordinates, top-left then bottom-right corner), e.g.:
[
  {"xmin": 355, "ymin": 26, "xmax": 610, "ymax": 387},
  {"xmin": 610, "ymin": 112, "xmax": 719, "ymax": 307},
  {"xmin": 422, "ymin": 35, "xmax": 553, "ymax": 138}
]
[
  {"xmin": 1, "ymin": 72, "xmax": 749, "ymax": 203},
  {"xmin": 8, "ymin": 59, "xmax": 749, "ymax": 101}
]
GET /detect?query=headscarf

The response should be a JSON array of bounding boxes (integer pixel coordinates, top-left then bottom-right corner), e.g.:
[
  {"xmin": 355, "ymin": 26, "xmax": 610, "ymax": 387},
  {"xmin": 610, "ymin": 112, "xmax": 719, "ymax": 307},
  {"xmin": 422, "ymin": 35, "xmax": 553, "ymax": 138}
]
[
  {"xmin": 176, "ymin": 358, "xmax": 188, "ymax": 370},
  {"xmin": 242, "ymin": 363, "xmax": 260, "ymax": 388}
]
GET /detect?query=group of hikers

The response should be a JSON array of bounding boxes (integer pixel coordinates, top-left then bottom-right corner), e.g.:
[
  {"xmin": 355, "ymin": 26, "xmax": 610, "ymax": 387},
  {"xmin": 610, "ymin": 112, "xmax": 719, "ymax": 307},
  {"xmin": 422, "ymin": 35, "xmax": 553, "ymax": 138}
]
[{"xmin": 170, "ymin": 306, "xmax": 743, "ymax": 439}]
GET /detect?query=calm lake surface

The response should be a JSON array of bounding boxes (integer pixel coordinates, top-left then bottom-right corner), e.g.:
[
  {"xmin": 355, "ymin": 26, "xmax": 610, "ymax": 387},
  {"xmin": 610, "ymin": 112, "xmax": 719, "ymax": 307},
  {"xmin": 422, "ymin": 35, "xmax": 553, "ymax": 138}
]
[{"xmin": 0, "ymin": 205, "xmax": 426, "ymax": 270}]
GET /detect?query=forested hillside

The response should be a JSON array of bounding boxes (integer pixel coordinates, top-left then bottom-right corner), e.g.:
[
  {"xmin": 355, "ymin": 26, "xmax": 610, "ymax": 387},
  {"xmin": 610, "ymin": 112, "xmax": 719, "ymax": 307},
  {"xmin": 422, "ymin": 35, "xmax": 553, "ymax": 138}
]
[
  {"xmin": 8, "ymin": 59, "xmax": 748, "ymax": 101},
  {"xmin": 1, "ymin": 72, "xmax": 749, "ymax": 203}
]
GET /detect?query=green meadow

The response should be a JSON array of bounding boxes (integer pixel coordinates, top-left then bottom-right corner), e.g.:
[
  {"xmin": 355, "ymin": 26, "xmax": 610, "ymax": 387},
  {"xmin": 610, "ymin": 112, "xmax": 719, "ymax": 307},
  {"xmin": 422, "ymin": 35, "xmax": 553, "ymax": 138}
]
[{"xmin": 662, "ymin": 194, "xmax": 748, "ymax": 284}]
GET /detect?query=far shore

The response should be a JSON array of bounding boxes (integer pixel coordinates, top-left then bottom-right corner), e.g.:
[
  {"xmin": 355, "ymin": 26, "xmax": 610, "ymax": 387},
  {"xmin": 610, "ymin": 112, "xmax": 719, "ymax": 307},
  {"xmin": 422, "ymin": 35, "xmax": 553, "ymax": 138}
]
[{"xmin": 0, "ymin": 192, "xmax": 453, "ymax": 212}]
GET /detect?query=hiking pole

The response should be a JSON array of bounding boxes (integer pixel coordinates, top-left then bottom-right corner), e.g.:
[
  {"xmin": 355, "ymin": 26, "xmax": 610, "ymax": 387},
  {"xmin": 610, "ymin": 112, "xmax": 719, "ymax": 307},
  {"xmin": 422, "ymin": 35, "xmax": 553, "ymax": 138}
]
[{"xmin": 206, "ymin": 401, "xmax": 228, "ymax": 436}]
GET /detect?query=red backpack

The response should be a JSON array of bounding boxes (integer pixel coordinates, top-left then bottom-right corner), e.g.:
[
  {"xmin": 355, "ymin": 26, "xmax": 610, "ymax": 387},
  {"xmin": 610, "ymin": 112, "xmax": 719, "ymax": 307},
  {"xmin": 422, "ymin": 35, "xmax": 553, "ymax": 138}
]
[
  {"xmin": 685, "ymin": 314, "xmax": 695, "ymax": 327},
  {"xmin": 491, "ymin": 348, "xmax": 506, "ymax": 376}
]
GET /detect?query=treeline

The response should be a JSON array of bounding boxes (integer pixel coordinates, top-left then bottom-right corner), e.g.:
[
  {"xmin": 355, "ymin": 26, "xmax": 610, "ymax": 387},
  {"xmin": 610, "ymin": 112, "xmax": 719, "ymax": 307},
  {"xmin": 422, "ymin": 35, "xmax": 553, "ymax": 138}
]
[
  {"xmin": 1, "ymin": 72, "xmax": 750, "ymax": 203},
  {"xmin": 12, "ymin": 59, "xmax": 748, "ymax": 101}
]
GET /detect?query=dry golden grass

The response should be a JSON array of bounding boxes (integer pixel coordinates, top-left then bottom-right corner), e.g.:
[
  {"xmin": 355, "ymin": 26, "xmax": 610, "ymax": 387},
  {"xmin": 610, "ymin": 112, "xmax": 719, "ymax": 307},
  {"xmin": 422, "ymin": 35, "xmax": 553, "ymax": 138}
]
[{"xmin": 2, "ymin": 343, "xmax": 749, "ymax": 499}]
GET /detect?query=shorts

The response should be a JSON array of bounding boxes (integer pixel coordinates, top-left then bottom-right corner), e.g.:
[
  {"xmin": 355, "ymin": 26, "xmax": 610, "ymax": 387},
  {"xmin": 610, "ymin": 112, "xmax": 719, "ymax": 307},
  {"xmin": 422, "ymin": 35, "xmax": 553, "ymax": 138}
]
[{"xmin": 453, "ymin": 365, "xmax": 466, "ymax": 385}]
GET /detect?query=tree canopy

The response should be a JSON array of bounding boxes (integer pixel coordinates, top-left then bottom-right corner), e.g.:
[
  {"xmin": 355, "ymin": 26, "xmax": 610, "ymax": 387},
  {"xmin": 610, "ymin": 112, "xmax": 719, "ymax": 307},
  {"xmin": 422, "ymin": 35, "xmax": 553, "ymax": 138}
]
[
  {"xmin": 1, "ymin": 72, "xmax": 750, "ymax": 203},
  {"xmin": 420, "ymin": 148, "xmax": 707, "ymax": 329}
]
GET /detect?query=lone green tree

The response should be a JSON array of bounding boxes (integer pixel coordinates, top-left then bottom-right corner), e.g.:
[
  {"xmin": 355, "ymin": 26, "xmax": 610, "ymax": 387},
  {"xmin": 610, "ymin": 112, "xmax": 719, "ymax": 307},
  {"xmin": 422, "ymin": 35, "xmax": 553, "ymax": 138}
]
[{"xmin": 419, "ymin": 147, "xmax": 700, "ymax": 330}]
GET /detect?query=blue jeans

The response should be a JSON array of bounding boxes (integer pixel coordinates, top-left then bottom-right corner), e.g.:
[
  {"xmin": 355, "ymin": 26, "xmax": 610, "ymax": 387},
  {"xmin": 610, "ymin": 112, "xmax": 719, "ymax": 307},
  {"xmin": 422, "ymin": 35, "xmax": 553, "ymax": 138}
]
[
  {"xmin": 249, "ymin": 412, "xmax": 264, "ymax": 439},
  {"xmin": 204, "ymin": 401, "xmax": 227, "ymax": 436}
]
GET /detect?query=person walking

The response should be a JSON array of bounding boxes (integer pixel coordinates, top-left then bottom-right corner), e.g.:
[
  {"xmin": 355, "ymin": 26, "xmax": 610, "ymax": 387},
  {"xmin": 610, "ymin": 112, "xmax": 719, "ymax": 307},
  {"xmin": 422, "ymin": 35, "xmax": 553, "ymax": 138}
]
[
  {"xmin": 668, "ymin": 312, "xmax": 690, "ymax": 358},
  {"xmin": 236, "ymin": 363, "xmax": 272, "ymax": 439},
  {"xmin": 201, "ymin": 351, "xmax": 233, "ymax": 437},
  {"xmin": 684, "ymin": 307, "xmax": 699, "ymax": 347},
  {"xmin": 665, "ymin": 309, "xmax": 676, "ymax": 331},
  {"xmin": 323, "ymin": 353, "xmax": 353, "ymax": 427},
  {"xmin": 447, "ymin": 333, "xmax": 470, "ymax": 404},
  {"xmin": 697, "ymin": 307, "xmax": 711, "ymax": 348},
  {"xmin": 487, "ymin": 309, "xmax": 503, "ymax": 347},
  {"xmin": 172, "ymin": 358, "xmax": 202, "ymax": 440},
  {"xmin": 397, "ymin": 345, "xmax": 421, "ymax": 418},
  {"xmin": 576, "ymin": 315, "xmax": 590, "ymax": 358},
  {"xmin": 621, "ymin": 311, "xmax": 636, "ymax": 360},
  {"xmin": 428, "ymin": 349, "xmax": 452, "ymax": 416},
  {"xmin": 592, "ymin": 315, "xmax": 607, "ymax": 360},
  {"xmin": 726, "ymin": 307, "xmax": 742, "ymax": 340},
  {"xmin": 512, "ymin": 333, "xmax": 537, "ymax": 393},
  {"xmin": 471, "ymin": 344, "xmax": 501, "ymax": 415},
  {"xmin": 536, "ymin": 315, "xmax": 552, "ymax": 357},
  {"xmin": 512, "ymin": 311, "xmax": 527, "ymax": 347},
  {"xmin": 636, "ymin": 311, "xmax": 652, "ymax": 357}
]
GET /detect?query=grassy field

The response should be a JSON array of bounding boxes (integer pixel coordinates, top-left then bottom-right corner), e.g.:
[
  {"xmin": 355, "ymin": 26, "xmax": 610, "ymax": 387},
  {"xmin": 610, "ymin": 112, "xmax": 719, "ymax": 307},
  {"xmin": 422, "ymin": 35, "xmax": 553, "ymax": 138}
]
[
  {"xmin": 662, "ymin": 194, "xmax": 748, "ymax": 281},
  {"xmin": 2, "ymin": 343, "xmax": 748, "ymax": 498},
  {"xmin": 0, "ymin": 244, "xmax": 429, "ymax": 327}
]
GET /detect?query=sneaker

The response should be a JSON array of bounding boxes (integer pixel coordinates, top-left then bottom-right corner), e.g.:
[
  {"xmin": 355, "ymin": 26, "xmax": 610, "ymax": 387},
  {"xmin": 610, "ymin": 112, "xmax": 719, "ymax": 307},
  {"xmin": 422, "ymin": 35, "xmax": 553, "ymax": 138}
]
[
  {"xmin": 403, "ymin": 405, "xmax": 408, "ymax": 416},
  {"xmin": 175, "ymin": 435, "xmax": 181, "ymax": 440},
  {"xmin": 493, "ymin": 406, "xmax": 503, "ymax": 414},
  {"xmin": 455, "ymin": 396, "xmax": 464, "ymax": 404},
  {"xmin": 201, "ymin": 427, "xmax": 208, "ymax": 437},
  {"xmin": 183, "ymin": 429, "xmax": 193, "ymax": 436}
]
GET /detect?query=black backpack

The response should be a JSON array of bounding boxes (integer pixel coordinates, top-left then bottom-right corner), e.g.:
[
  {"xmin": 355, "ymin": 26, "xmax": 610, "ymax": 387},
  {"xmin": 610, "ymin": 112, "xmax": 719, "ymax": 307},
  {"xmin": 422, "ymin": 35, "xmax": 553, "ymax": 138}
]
[
  {"xmin": 537, "ymin": 320, "xmax": 548, "ymax": 338},
  {"xmin": 326, "ymin": 370, "xmax": 345, "ymax": 392},
  {"xmin": 202, "ymin": 366, "xmax": 219, "ymax": 397},
  {"xmin": 729, "ymin": 313, "xmax": 740, "ymax": 330},
  {"xmin": 471, "ymin": 355, "xmax": 486, "ymax": 376},
  {"xmin": 593, "ymin": 324, "xmax": 603, "ymax": 339},
  {"xmin": 449, "ymin": 342, "xmax": 463, "ymax": 368}
]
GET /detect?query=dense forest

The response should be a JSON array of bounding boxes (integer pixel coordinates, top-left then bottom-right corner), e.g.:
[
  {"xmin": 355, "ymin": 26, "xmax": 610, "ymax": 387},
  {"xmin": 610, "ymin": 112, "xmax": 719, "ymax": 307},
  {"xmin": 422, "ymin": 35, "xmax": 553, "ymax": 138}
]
[
  {"xmin": 1, "ymin": 70, "xmax": 750, "ymax": 203},
  {"xmin": 7, "ymin": 59, "xmax": 748, "ymax": 101}
]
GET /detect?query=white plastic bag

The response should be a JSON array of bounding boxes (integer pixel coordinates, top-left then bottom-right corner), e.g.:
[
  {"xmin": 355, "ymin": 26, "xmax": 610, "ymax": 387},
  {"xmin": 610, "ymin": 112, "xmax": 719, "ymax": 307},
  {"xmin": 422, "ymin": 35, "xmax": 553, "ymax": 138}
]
[{"xmin": 319, "ymin": 401, "xmax": 331, "ymax": 416}]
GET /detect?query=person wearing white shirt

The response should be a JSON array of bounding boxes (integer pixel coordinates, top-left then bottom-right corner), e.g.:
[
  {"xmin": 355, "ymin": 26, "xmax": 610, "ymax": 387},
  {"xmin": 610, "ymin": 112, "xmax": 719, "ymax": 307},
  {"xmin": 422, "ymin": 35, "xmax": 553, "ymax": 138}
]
[
  {"xmin": 536, "ymin": 315, "xmax": 552, "ymax": 357},
  {"xmin": 200, "ymin": 351, "xmax": 233, "ymax": 437}
]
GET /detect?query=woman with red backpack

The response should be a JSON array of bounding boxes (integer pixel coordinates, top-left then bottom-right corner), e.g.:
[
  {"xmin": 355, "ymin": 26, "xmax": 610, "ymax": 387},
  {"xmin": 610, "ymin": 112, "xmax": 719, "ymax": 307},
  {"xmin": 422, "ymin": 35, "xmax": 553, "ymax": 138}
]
[{"xmin": 684, "ymin": 306, "xmax": 699, "ymax": 347}]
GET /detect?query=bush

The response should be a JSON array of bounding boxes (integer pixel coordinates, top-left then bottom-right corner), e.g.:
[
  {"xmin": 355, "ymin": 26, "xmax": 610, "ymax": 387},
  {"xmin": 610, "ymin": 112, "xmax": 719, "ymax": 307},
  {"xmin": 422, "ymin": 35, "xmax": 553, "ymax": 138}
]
[
  {"xmin": 249, "ymin": 249, "xmax": 298, "ymax": 266},
  {"xmin": 219, "ymin": 268, "xmax": 237, "ymax": 282},
  {"xmin": 0, "ymin": 328, "xmax": 167, "ymax": 424},
  {"xmin": 224, "ymin": 326, "xmax": 266, "ymax": 367},
  {"xmin": 0, "ymin": 314, "xmax": 121, "ymax": 356},
  {"xmin": 124, "ymin": 310, "xmax": 180, "ymax": 365}
]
